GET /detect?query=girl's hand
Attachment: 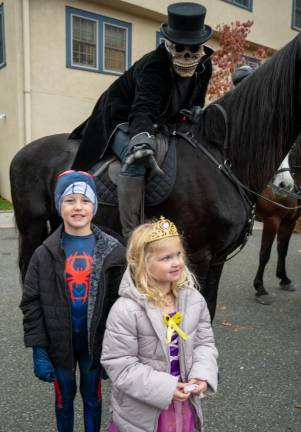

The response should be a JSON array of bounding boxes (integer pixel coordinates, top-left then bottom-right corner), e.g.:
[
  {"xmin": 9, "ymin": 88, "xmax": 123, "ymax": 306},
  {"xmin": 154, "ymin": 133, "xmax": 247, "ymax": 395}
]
[
  {"xmin": 187, "ymin": 379, "xmax": 208, "ymax": 396},
  {"xmin": 173, "ymin": 382, "xmax": 190, "ymax": 402}
]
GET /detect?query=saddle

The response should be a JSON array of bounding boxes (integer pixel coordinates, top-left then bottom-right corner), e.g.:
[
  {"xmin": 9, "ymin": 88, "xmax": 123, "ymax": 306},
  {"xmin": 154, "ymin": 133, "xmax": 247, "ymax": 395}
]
[{"xmin": 91, "ymin": 131, "xmax": 177, "ymax": 207}]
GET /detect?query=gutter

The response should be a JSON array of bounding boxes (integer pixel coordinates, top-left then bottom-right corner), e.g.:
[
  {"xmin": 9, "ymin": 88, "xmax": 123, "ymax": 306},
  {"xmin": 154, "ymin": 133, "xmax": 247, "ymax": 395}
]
[{"xmin": 22, "ymin": 0, "xmax": 31, "ymax": 144}]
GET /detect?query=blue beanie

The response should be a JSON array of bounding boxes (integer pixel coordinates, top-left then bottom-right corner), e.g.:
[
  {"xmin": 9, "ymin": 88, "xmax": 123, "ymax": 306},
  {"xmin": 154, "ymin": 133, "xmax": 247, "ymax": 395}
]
[{"xmin": 54, "ymin": 171, "xmax": 98, "ymax": 216}]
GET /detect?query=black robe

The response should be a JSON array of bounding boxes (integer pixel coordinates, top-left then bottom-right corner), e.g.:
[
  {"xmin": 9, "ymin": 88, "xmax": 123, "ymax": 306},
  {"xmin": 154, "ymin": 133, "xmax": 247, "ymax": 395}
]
[{"xmin": 71, "ymin": 43, "xmax": 213, "ymax": 170}]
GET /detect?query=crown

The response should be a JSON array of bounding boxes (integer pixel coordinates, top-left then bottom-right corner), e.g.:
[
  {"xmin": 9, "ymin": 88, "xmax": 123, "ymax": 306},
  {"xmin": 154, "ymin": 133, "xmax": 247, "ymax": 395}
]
[{"xmin": 145, "ymin": 216, "xmax": 179, "ymax": 243}]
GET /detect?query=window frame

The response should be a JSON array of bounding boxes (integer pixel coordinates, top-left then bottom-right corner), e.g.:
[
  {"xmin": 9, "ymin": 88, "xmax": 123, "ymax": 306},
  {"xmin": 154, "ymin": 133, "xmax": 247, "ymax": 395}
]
[
  {"xmin": 66, "ymin": 6, "xmax": 132, "ymax": 75},
  {"xmin": 240, "ymin": 54, "xmax": 261, "ymax": 69},
  {"xmin": 221, "ymin": 0, "xmax": 253, "ymax": 12},
  {"xmin": 292, "ymin": 0, "xmax": 301, "ymax": 31},
  {"xmin": 156, "ymin": 31, "xmax": 165, "ymax": 47},
  {"xmin": 0, "ymin": 3, "xmax": 6, "ymax": 69},
  {"xmin": 101, "ymin": 16, "xmax": 131, "ymax": 76}
]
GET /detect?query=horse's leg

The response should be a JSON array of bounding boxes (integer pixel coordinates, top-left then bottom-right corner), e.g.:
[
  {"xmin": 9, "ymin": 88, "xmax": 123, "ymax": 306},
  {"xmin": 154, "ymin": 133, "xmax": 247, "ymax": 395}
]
[
  {"xmin": 253, "ymin": 217, "xmax": 280, "ymax": 305},
  {"xmin": 276, "ymin": 219, "xmax": 296, "ymax": 291},
  {"xmin": 18, "ymin": 219, "xmax": 49, "ymax": 283},
  {"xmin": 199, "ymin": 263, "xmax": 225, "ymax": 322}
]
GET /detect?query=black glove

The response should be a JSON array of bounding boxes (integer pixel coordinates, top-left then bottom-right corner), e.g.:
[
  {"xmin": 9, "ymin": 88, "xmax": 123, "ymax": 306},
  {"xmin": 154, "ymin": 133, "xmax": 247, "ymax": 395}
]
[
  {"xmin": 180, "ymin": 106, "xmax": 203, "ymax": 124},
  {"xmin": 122, "ymin": 132, "xmax": 163, "ymax": 176},
  {"xmin": 128, "ymin": 132, "xmax": 156, "ymax": 159}
]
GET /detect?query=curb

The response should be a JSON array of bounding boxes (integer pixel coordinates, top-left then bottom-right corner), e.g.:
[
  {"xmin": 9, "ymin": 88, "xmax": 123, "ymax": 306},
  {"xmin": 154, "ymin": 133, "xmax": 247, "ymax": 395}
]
[{"xmin": 0, "ymin": 210, "xmax": 15, "ymax": 228}]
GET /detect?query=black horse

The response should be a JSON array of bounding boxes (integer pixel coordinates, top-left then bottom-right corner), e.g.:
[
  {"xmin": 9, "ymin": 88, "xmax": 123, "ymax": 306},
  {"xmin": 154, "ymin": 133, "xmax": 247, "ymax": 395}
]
[{"xmin": 10, "ymin": 34, "xmax": 301, "ymax": 320}]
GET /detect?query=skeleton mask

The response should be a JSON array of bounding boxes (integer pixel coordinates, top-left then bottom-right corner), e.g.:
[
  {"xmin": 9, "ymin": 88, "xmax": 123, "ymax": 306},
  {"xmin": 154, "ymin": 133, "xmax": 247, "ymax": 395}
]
[{"xmin": 165, "ymin": 40, "xmax": 204, "ymax": 78}]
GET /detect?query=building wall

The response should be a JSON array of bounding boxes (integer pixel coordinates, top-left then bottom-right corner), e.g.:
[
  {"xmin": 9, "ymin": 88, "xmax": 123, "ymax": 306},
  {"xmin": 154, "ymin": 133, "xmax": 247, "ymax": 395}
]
[
  {"xmin": 120, "ymin": 0, "xmax": 299, "ymax": 50},
  {"xmin": 0, "ymin": 0, "xmax": 24, "ymax": 200},
  {"xmin": 29, "ymin": 0, "xmax": 162, "ymax": 140},
  {"xmin": 0, "ymin": 0, "xmax": 300, "ymax": 199}
]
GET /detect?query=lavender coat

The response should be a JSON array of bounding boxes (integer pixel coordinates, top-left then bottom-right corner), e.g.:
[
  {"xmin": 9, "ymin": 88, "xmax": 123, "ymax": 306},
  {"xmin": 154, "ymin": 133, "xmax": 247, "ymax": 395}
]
[{"xmin": 101, "ymin": 267, "xmax": 218, "ymax": 432}]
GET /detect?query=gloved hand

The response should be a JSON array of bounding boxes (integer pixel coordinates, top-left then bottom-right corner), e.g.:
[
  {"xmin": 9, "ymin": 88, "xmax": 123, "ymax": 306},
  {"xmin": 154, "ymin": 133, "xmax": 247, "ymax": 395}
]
[
  {"xmin": 32, "ymin": 346, "xmax": 55, "ymax": 383},
  {"xmin": 122, "ymin": 132, "xmax": 163, "ymax": 176},
  {"xmin": 180, "ymin": 106, "xmax": 203, "ymax": 124}
]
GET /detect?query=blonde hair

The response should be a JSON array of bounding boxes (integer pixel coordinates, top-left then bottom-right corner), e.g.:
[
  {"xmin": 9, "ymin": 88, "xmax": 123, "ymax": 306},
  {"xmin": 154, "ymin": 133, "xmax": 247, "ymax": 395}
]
[{"xmin": 127, "ymin": 221, "xmax": 194, "ymax": 307}]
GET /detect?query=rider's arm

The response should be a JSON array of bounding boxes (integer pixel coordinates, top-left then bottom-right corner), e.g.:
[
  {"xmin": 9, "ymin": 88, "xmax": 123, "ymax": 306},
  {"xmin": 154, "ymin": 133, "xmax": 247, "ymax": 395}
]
[{"xmin": 128, "ymin": 55, "xmax": 171, "ymax": 139}]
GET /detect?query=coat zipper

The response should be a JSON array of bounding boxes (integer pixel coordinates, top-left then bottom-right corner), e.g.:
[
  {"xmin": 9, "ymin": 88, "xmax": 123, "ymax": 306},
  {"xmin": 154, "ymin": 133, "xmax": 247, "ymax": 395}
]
[
  {"xmin": 60, "ymin": 260, "xmax": 75, "ymax": 371},
  {"xmin": 90, "ymin": 263, "xmax": 124, "ymax": 362}
]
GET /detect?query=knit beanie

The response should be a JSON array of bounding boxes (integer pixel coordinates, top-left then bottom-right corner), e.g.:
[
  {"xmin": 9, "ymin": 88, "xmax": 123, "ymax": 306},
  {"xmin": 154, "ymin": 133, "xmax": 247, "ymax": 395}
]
[{"xmin": 54, "ymin": 171, "xmax": 98, "ymax": 216}]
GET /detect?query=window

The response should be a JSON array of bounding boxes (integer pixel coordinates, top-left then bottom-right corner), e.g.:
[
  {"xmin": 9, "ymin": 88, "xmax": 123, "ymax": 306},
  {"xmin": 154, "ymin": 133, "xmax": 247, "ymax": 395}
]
[
  {"xmin": 66, "ymin": 7, "xmax": 131, "ymax": 75},
  {"xmin": 240, "ymin": 55, "xmax": 261, "ymax": 69},
  {"xmin": 0, "ymin": 3, "xmax": 6, "ymax": 68},
  {"xmin": 72, "ymin": 15, "xmax": 97, "ymax": 69},
  {"xmin": 222, "ymin": 0, "xmax": 253, "ymax": 11},
  {"xmin": 292, "ymin": 0, "xmax": 301, "ymax": 30},
  {"xmin": 156, "ymin": 31, "xmax": 165, "ymax": 47},
  {"xmin": 104, "ymin": 22, "xmax": 127, "ymax": 73}
]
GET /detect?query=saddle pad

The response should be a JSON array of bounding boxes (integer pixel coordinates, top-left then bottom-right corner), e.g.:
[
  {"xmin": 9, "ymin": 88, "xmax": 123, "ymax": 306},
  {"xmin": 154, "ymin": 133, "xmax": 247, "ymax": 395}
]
[{"xmin": 95, "ymin": 140, "xmax": 177, "ymax": 207}]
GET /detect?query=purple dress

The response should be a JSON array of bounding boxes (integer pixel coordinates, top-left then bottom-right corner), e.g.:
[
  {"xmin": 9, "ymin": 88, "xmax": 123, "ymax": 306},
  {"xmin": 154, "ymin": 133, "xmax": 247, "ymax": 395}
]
[{"xmin": 108, "ymin": 312, "xmax": 199, "ymax": 432}]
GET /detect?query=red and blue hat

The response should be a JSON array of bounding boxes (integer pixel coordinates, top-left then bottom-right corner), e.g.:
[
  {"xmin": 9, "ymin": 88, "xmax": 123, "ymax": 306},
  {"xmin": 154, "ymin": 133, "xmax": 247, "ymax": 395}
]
[{"xmin": 54, "ymin": 170, "xmax": 98, "ymax": 216}]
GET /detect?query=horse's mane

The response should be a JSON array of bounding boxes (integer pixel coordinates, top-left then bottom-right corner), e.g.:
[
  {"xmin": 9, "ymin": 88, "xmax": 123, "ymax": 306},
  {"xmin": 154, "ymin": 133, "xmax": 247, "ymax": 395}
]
[
  {"xmin": 289, "ymin": 134, "xmax": 301, "ymax": 168},
  {"xmin": 215, "ymin": 33, "xmax": 301, "ymax": 192}
]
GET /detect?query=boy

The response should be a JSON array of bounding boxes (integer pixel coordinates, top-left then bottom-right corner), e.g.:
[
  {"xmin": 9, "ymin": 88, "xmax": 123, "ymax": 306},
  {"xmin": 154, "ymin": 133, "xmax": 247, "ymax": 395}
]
[{"xmin": 20, "ymin": 170, "xmax": 126, "ymax": 432}]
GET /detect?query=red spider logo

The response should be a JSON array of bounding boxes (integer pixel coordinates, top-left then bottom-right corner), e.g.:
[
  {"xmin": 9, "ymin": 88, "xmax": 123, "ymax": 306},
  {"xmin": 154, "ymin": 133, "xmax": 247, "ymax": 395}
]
[{"xmin": 65, "ymin": 253, "xmax": 93, "ymax": 303}]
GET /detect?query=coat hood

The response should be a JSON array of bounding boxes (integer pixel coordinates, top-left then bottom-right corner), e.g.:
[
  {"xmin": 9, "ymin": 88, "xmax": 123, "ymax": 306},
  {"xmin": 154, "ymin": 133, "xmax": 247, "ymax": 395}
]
[
  {"xmin": 119, "ymin": 266, "xmax": 196, "ymax": 309},
  {"xmin": 118, "ymin": 266, "xmax": 148, "ymax": 307}
]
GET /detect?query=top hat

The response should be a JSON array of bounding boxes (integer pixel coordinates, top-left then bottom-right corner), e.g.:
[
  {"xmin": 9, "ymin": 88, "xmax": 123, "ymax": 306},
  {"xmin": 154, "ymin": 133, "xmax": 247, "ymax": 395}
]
[{"xmin": 160, "ymin": 2, "xmax": 212, "ymax": 45}]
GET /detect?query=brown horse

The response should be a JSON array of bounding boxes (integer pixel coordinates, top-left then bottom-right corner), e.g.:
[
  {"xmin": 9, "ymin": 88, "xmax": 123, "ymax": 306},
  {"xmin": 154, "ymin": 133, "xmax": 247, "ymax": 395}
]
[
  {"xmin": 254, "ymin": 142, "xmax": 301, "ymax": 304},
  {"xmin": 10, "ymin": 33, "xmax": 301, "ymax": 320}
]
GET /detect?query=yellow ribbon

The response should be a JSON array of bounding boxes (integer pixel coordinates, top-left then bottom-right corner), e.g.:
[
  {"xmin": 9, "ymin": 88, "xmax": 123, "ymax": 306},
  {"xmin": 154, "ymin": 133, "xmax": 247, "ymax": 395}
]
[{"xmin": 163, "ymin": 312, "xmax": 189, "ymax": 343}]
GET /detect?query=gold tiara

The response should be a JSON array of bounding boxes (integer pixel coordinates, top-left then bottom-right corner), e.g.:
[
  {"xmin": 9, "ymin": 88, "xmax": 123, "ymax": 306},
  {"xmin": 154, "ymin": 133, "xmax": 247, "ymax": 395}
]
[{"xmin": 145, "ymin": 216, "xmax": 179, "ymax": 243}]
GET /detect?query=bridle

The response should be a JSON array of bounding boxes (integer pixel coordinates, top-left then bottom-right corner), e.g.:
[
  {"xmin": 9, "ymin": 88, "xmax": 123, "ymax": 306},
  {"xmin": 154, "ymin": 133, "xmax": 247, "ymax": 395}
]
[{"xmin": 171, "ymin": 104, "xmax": 301, "ymax": 264}]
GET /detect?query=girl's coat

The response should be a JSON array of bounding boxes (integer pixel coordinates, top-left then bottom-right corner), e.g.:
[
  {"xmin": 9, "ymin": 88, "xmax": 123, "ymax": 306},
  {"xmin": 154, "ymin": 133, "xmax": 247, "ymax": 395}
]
[{"xmin": 101, "ymin": 267, "xmax": 218, "ymax": 432}]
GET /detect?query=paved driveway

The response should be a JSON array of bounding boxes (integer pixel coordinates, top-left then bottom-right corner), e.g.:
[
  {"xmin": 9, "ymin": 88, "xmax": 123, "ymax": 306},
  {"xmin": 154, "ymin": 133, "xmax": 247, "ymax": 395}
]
[{"xmin": 0, "ymin": 227, "xmax": 300, "ymax": 432}]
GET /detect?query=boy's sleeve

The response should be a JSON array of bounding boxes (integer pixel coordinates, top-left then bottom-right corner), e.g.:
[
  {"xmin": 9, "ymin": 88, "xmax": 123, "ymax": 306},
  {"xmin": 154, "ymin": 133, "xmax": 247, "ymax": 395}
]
[
  {"xmin": 101, "ymin": 300, "xmax": 179, "ymax": 410},
  {"xmin": 19, "ymin": 249, "xmax": 49, "ymax": 347},
  {"xmin": 188, "ymin": 297, "xmax": 218, "ymax": 395}
]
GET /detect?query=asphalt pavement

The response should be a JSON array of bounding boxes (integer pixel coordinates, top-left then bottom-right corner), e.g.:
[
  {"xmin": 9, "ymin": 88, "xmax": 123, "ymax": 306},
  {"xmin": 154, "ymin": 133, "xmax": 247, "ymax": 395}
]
[{"xmin": 0, "ymin": 226, "xmax": 300, "ymax": 432}]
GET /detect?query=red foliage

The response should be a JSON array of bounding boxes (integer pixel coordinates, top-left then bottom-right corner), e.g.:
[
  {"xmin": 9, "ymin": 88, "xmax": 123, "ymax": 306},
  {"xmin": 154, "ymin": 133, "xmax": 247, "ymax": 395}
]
[{"xmin": 207, "ymin": 20, "xmax": 266, "ymax": 101}]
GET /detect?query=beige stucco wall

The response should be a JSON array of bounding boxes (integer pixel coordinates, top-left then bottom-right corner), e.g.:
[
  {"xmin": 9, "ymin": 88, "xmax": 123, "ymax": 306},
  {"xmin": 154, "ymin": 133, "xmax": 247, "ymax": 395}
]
[
  {"xmin": 0, "ymin": 0, "xmax": 24, "ymax": 200},
  {"xmin": 0, "ymin": 0, "xmax": 300, "ymax": 199},
  {"xmin": 29, "ymin": 0, "xmax": 163, "ymax": 140},
  {"xmin": 117, "ymin": 0, "xmax": 299, "ymax": 50}
]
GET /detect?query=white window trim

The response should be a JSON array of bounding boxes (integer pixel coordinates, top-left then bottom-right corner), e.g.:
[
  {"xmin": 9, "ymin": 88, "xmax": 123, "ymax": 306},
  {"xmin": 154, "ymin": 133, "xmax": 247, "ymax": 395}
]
[
  {"xmin": 102, "ymin": 21, "xmax": 128, "ymax": 75},
  {"xmin": 70, "ymin": 12, "xmax": 99, "ymax": 71}
]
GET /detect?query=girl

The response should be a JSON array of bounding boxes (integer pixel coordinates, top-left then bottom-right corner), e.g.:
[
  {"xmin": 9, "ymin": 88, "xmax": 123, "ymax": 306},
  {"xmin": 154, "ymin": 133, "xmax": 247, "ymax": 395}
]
[{"xmin": 101, "ymin": 216, "xmax": 218, "ymax": 432}]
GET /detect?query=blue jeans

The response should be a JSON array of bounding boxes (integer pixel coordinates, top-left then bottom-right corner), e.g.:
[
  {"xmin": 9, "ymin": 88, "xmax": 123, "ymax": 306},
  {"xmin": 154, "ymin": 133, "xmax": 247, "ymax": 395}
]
[
  {"xmin": 111, "ymin": 129, "xmax": 146, "ymax": 177},
  {"xmin": 53, "ymin": 332, "xmax": 102, "ymax": 432}
]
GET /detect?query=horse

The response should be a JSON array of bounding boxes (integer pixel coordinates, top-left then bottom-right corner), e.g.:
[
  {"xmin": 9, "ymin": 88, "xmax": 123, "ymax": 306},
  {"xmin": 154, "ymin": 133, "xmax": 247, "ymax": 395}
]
[
  {"xmin": 254, "ymin": 142, "xmax": 301, "ymax": 304},
  {"xmin": 10, "ymin": 33, "xmax": 301, "ymax": 320}
]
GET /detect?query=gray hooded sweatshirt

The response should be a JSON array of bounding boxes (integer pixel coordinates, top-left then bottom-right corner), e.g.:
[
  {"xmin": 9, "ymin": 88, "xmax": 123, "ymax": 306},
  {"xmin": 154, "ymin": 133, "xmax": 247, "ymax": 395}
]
[{"xmin": 101, "ymin": 267, "xmax": 218, "ymax": 432}]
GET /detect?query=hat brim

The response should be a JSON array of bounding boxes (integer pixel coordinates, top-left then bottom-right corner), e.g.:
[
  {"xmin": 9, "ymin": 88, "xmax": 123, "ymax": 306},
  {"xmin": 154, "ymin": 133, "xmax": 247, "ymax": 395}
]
[{"xmin": 160, "ymin": 23, "xmax": 213, "ymax": 45}]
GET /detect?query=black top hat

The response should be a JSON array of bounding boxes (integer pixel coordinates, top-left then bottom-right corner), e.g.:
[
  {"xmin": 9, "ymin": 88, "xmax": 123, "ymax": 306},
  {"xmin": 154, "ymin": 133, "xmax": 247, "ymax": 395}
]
[{"xmin": 160, "ymin": 2, "xmax": 212, "ymax": 45}]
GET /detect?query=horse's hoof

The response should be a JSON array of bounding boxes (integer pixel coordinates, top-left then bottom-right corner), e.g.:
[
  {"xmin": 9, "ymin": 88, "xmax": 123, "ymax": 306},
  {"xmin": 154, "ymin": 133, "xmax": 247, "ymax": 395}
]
[
  {"xmin": 280, "ymin": 283, "xmax": 296, "ymax": 292},
  {"xmin": 255, "ymin": 294, "xmax": 273, "ymax": 305}
]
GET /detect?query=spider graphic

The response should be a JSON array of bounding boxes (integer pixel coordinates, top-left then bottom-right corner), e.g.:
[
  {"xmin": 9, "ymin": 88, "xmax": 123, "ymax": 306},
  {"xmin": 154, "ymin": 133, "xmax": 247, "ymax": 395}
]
[{"xmin": 65, "ymin": 253, "xmax": 93, "ymax": 303}]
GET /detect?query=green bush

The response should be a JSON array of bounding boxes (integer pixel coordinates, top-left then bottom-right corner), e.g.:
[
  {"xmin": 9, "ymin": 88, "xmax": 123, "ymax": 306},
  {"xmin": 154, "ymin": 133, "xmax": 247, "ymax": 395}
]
[{"xmin": 0, "ymin": 196, "xmax": 13, "ymax": 210}]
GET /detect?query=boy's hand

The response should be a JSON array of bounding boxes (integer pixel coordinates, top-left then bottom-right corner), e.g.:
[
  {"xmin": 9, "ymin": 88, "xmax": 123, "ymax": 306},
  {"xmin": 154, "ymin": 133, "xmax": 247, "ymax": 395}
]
[
  {"xmin": 32, "ymin": 346, "xmax": 55, "ymax": 383},
  {"xmin": 172, "ymin": 382, "xmax": 190, "ymax": 402},
  {"xmin": 187, "ymin": 379, "xmax": 208, "ymax": 397}
]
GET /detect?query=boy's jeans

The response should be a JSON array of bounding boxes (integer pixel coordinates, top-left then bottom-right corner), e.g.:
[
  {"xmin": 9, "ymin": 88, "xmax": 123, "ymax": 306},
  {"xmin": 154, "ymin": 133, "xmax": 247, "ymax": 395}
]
[{"xmin": 54, "ymin": 331, "xmax": 102, "ymax": 432}]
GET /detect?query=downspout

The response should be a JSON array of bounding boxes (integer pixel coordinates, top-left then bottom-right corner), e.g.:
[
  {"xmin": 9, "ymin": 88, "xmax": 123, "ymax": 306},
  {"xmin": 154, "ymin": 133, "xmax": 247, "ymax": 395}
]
[{"xmin": 22, "ymin": 0, "xmax": 31, "ymax": 144}]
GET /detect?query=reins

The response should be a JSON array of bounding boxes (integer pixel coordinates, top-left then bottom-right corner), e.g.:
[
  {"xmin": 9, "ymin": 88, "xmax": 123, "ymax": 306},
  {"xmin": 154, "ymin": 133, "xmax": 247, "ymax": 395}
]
[
  {"xmin": 172, "ymin": 104, "xmax": 301, "ymax": 264},
  {"xmin": 177, "ymin": 104, "xmax": 301, "ymax": 211}
]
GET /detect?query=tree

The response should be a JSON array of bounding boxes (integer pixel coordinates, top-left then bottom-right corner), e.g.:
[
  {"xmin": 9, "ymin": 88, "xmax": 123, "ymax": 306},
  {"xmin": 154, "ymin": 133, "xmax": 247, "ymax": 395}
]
[{"xmin": 207, "ymin": 20, "xmax": 266, "ymax": 101}]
